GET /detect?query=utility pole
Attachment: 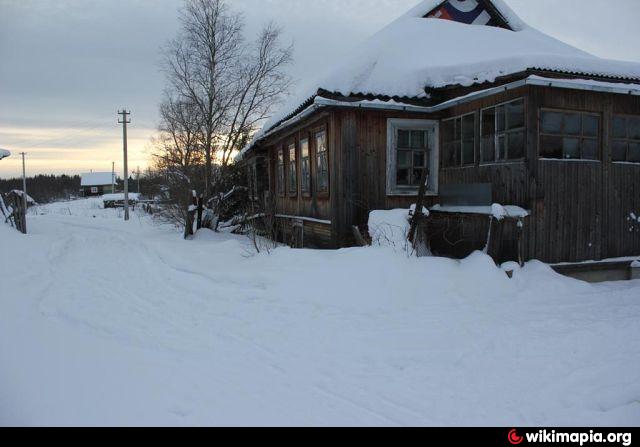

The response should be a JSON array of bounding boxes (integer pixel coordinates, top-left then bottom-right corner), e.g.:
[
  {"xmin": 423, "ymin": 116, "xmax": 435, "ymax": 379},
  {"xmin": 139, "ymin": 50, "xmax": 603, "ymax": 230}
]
[
  {"xmin": 20, "ymin": 152, "xmax": 27, "ymax": 233},
  {"xmin": 111, "ymin": 161, "xmax": 116, "ymax": 193},
  {"xmin": 118, "ymin": 109, "xmax": 131, "ymax": 221}
]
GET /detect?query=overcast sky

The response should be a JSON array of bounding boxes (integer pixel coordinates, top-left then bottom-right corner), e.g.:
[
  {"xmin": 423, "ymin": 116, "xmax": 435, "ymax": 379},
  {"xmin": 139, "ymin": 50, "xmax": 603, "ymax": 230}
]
[{"xmin": 0, "ymin": 0, "xmax": 639, "ymax": 177}]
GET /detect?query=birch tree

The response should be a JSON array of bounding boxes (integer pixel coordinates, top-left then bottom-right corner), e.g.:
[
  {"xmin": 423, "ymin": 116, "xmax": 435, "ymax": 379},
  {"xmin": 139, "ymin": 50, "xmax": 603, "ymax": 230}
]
[{"xmin": 162, "ymin": 0, "xmax": 292, "ymax": 198}]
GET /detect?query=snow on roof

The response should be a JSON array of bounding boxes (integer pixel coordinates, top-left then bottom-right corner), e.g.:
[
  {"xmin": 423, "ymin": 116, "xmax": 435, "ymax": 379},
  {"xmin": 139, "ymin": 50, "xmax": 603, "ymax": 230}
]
[
  {"xmin": 0, "ymin": 148, "xmax": 10, "ymax": 160},
  {"xmin": 10, "ymin": 190, "xmax": 36, "ymax": 204},
  {"xmin": 244, "ymin": 0, "xmax": 640, "ymax": 155},
  {"xmin": 81, "ymin": 172, "xmax": 116, "ymax": 187},
  {"xmin": 102, "ymin": 193, "xmax": 140, "ymax": 201}
]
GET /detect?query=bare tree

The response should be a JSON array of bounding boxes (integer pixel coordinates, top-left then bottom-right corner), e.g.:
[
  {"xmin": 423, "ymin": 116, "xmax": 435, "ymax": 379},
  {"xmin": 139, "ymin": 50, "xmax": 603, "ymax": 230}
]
[{"xmin": 162, "ymin": 0, "xmax": 292, "ymax": 199}]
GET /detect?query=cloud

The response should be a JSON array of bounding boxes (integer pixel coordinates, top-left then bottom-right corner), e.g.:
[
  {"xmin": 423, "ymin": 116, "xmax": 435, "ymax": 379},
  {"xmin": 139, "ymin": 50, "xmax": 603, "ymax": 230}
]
[{"xmin": 0, "ymin": 0, "xmax": 638, "ymax": 176}]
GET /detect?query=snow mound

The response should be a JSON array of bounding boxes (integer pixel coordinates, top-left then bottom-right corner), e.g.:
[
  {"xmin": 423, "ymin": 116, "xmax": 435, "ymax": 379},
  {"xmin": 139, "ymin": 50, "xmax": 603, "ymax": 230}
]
[{"xmin": 368, "ymin": 209, "xmax": 411, "ymax": 248}]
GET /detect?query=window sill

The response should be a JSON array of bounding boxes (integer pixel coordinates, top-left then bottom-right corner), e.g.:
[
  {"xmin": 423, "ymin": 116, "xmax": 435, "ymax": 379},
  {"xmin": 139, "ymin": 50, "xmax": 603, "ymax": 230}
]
[
  {"xmin": 387, "ymin": 191, "xmax": 438, "ymax": 198},
  {"xmin": 611, "ymin": 161, "xmax": 640, "ymax": 166},
  {"xmin": 539, "ymin": 158, "xmax": 601, "ymax": 163},
  {"xmin": 441, "ymin": 165, "xmax": 476, "ymax": 170},
  {"xmin": 479, "ymin": 159, "xmax": 526, "ymax": 166}
]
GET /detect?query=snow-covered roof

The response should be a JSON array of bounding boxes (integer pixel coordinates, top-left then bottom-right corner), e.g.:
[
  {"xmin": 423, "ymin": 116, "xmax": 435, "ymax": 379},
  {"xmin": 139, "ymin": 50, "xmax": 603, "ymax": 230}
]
[
  {"xmin": 243, "ymin": 0, "xmax": 640, "ymax": 156},
  {"xmin": 81, "ymin": 172, "xmax": 116, "ymax": 187},
  {"xmin": 0, "ymin": 148, "xmax": 10, "ymax": 160},
  {"xmin": 10, "ymin": 190, "xmax": 36, "ymax": 204},
  {"xmin": 102, "ymin": 193, "xmax": 140, "ymax": 201}
]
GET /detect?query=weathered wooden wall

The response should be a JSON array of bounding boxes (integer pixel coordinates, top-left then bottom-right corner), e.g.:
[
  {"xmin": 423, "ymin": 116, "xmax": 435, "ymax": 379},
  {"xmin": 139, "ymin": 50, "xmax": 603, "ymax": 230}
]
[
  {"xmin": 252, "ymin": 84, "xmax": 640, "ymax": 262},
  {"xmin": 440, "ymin": 85, "xmax": 640, "ymax": 263}
]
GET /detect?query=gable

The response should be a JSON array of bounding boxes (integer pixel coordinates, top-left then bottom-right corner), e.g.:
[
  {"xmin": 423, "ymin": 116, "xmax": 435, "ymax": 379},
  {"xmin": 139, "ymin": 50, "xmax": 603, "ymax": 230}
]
[{"xmin": 425, "ymin": 0, "xmax": 511, "ymax": 29}]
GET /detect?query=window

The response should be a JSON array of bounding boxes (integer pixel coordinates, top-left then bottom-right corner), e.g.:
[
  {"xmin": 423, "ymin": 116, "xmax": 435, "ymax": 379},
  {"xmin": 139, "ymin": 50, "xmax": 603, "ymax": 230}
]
[
  {"xmin": 481, "ymin": 98, "xmax": 525, "ymax": 163},
  {"xmin": 247, "ymin": 164, "xmax": 257, "ymax": 199},
  {"xmin": 396, "ymin": 129, "xmax": 429, "ymax": 186},
  {"xmin": 442, "ymin": 113, "xmax": 475, "ymax": 168},
  {"xmin": 386, "ymin": 119, "xmax": 438, "ymax": 196},
  {"xmin": 539, "ymin": 110, "xmax": 600, "ymax": 160},
  {"xmin": 91, "ymin": 186, "xmax": 98, "ymax": 194},
  {"xmin": 277, "ymin": 149, "xmax": 285, "ymax": 195},
  {"xmin": 288, "ymin": 143, "xmax": 297, "ymax": 195},
  {"xmin": 612, "ymin": 115, "xmax": 640, "ymax": 163},
  {"xmin": 300, "ymin": 137, "xmax": 311, "ymax": 193},
  {"xmin": 315, "ymin": 131, "xmax": 328, "ymax": 193}
]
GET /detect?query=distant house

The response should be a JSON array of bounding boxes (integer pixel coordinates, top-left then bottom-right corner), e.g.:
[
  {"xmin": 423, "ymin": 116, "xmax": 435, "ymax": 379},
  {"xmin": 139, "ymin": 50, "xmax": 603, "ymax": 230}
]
[
  {"xmin": 240, "ymin": 0, "xmax": 640, "ymax": 264},
  {"xmin": 80, "ymin": 172, "xmax": 116, "ymax": 197}
]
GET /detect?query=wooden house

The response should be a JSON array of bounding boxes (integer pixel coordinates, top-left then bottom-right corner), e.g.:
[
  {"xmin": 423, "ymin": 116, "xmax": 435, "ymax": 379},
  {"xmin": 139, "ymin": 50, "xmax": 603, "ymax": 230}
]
[
  {"xmin": 80, "ymin": 172, "xmax": 116, "ymax": 197},
  {"xmin": 239, "ymin": 0, "xmax": 640, "ymax": 264}
]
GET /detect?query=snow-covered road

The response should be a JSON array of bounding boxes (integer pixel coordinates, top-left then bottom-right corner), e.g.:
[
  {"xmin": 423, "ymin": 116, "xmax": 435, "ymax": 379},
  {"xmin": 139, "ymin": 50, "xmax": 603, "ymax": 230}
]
[{"xmin": 1, "ymin": 198, "xmax": 639, "ymax": 426}]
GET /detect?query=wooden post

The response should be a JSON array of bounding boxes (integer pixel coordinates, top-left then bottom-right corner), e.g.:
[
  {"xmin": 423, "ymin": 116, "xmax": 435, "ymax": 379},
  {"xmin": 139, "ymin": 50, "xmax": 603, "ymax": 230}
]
[
  {"xmin": 408, "ymin": 168, "xmax": 429, "ymax": 245},
  {"xmin": 196, "ymin": 194, "xmax": 203, "ymax": 230}
]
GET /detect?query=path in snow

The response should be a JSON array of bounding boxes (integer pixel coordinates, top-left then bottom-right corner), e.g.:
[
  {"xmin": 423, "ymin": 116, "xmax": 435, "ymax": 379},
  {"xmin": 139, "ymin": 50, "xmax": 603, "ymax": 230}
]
[{"xmin": 1, "ymin": 198, "xmax": 639, "ymax": 426}]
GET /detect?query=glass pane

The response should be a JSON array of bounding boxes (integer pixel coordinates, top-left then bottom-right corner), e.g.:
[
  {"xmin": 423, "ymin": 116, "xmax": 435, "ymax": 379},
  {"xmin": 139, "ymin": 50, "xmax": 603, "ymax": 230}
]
[
  {"xmin": 498, "ymin": 135, "xmax": 506, "ymax": 160},
  {"xmin": 398, "ymin": 130, "xmax": 411, "ymax": 148},
  {"xmin": 316, "ymin": 132, "xmax": 327, "ymax": 153},
  {"xmin": 481, "ymin": 108, "xmax": 495, "ymax": 137},
  {"xmin": 396, "ymin": 168, "xmax": 409, "ymax": 186},
  {"xmin": 629, "ymin": 117, "xmax": 640, "ymax": 140},
  {"xmin": 581, "ymin": 139, "xmax": 598, "ymax": 160},
  {"xmin": 540, "ymin": 135, "xmax": 562, "ymax": 158},
  {"xmin": 541, "ymin": 111, "xmax": 563, "ymax": 134},
  {"xmin": 629, "ymin": 142, "xmax": 640, "ymax": 163},
  {"xmin": 454, "ymin": 118, "xmax": 461, "ymax": 141},
  {"xmin": 411, "ymin": 130, "xmax": 426, "ymax": 148},
  {"xmin": 506, "ymin": 99, "xmax": 524, "ymax": 130},
  {"xmin": 564, "ymin": 113, "xmax": 581, "ymax": 135},
  {"xmin": 301, "ymin": 139, "xmax": 309, "ymax": 158},
  {"xmin": 278, "ymin": 150, "xmax": 284, "ymax": 163},
  {"xmin": 612, "ymin": 116, "xmax": 627, "ymax": 139},
  {"xmin": 563, "ymin": 138, "xmax": 580, "ymax": 159},
  {"xmin": 481, "ymin": 136, "xmax": 495, "ymax": 162},
  {"xmin": 507, "ymin": 131, "xmax": 525, "ymax": 159},
  {"xmin": 496, "ymin": 106, "xmax": 505, "ymax": 133},
  {"xmin": 412, "ymin": 169, "xmax": 424, "ymax": 186},
  {"xmin": 462, "ymin": 114, "xmax": 475, "ymax": 139},
  {"xmin": 612, "ymin": 141, "xmax": 628, "ymax": 162},
  {"xmin": 413, "ymin": 151, "xmax": 426, "ymax": 167},
  {"xmin": 442, "ymin": 119, "xmax": 455, "ymax": 143},
  {"xmin": 582, "ymin": 115, "xmax": 599, "ymax": 137},
  {"xmin": 289, "ymin": 145, "xmax": 296, "ymax": 161},
  {"xmin": 462, "ymin": 140, "xmax": 474, "ymax": 165},
  {"xmin": 444, "ymin": 142, "xmax": 457, "ymax": 167},
  {"xmin": 398, "ymin": 150, "xmax": 411, "ymax": 168}
]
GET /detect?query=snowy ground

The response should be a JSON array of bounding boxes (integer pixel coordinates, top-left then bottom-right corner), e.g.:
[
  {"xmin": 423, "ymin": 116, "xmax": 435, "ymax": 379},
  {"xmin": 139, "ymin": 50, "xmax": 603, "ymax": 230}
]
[{"xmin": 1, "ymin": 198, "xmax": 639, "ymax": 426}]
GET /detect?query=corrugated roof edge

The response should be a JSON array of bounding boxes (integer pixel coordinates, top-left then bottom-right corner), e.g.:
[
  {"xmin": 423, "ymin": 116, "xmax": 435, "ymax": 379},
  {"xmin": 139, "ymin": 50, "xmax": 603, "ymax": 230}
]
[{"xmin": 238, "ymin": 71, "xmax": 640, "ymax": 161}]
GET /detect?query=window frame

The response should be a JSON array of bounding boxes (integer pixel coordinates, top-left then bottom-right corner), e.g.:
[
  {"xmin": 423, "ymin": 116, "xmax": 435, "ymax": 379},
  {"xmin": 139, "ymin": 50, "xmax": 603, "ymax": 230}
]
[
  {"xmin": 538, "ymin": 107, "xmax": 602, "ymax": 162},
  {"xmin": 611, "ymin": 113, "xmax": 640, "ymax": 164},
  {"xmin": 287, "ymin": 140, "xmax": 298, "ymax": 197},
  {"xmin": 442, "ymin": 112, "xmax": 477, "ymax": 169},
  {"xmin": 300, "ymin": 136, "xmax": 311, "ymax": 195},
  {"xmin": 314, "ymin": 129, "xmax": 329, "ymax": 196},
  {"xmin": 480, "ymin": 97, "xmax": 526, "ymax": 165},
  {"xmin": 276, "ymin": 148, "xmax": 285, "ymax": 197},
  {"xmin": 386, "ymin": 119, "xmax": 439, "ymax": 197}
]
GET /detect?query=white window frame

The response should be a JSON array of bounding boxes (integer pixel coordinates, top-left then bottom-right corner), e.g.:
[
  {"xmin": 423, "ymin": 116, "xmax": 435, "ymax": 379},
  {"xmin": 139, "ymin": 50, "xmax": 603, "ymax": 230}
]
[
  {"xmin": 90, "ymin": 186, "xmax": 98, "ymax": 194},
  {"xmin": 386, "ymin": 119, "xmax": 439, "ymax": 196}
]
